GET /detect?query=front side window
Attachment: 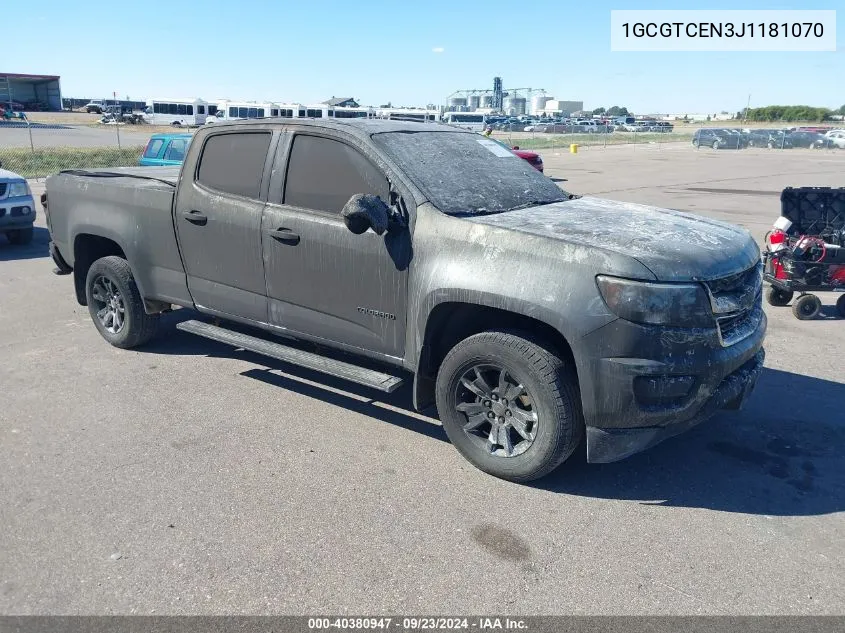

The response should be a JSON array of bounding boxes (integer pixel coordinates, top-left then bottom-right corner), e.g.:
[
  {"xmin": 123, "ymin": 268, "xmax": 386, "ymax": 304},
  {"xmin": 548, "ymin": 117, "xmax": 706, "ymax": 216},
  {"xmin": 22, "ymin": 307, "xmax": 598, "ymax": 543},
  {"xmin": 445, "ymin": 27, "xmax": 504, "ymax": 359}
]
[
  {"xmin": 284, "ymin": 135, "xmax": 388, "ymax": 214},
  {"xmin": 196, "ymin": 132, "xmax": 272, "ymax": 199}
]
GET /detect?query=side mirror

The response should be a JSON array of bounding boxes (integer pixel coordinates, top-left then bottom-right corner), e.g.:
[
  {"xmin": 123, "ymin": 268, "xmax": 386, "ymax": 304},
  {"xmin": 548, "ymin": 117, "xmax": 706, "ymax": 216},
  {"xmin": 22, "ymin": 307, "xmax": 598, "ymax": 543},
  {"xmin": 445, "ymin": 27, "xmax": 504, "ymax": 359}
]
[
  {"xmin": 341, "ymin": 194, "xmax": 389, "ymax": 236},
  {"xmin": 512, "ymin": 145, "xmax": 520, "ymax": 150}
]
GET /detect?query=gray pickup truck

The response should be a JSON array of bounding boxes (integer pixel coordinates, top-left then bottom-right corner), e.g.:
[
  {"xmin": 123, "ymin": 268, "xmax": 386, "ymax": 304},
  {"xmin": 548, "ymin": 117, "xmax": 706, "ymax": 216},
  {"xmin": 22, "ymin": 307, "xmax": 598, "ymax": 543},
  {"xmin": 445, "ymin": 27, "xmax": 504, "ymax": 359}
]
[{"xmin": 43, "ymin": 119, "xmax": 766, "ymax": 482}]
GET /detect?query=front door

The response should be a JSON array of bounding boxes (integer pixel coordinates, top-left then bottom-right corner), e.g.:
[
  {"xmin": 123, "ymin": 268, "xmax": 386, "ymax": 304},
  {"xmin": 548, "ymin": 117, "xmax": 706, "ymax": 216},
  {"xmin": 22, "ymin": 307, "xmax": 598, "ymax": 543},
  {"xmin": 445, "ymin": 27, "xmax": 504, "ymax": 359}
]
[
  {"xmin": 261, "ymin": 133, "xmax": 409, "ymax": 358},
  {"xmin": 174, "ymin": 130, "xmax": 275, "ymax": 321}
]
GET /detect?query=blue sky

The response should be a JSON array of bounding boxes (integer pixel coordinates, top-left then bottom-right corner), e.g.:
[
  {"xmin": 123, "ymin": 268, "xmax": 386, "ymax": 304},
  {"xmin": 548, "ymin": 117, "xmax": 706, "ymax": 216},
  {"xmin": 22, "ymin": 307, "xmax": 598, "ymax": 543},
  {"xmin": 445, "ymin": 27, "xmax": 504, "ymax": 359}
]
[{"xmin": 15, "ymin": 0, "xmax": 843, "ymax": 114}]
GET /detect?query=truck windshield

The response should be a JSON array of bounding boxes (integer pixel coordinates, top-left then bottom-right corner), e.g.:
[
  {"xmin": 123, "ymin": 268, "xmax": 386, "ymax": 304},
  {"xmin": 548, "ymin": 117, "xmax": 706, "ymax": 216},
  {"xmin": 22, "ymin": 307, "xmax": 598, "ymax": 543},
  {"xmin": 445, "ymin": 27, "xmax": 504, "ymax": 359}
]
[{"xmin": 373, "ymin": 131, "xmax": 567, "ymax": 216}]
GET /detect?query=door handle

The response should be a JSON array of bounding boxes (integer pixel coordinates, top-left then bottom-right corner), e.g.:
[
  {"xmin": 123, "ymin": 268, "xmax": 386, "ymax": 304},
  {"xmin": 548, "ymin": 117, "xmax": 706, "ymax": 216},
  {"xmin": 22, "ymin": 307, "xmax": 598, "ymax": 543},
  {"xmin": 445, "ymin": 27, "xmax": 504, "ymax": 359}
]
[
  {"xmin": 268, "ymin": 228, "xmax": 300, "ymax": 245},
  {"xmin": 182, "ymin": 210, "xmax": 208, "ymax": 225}
]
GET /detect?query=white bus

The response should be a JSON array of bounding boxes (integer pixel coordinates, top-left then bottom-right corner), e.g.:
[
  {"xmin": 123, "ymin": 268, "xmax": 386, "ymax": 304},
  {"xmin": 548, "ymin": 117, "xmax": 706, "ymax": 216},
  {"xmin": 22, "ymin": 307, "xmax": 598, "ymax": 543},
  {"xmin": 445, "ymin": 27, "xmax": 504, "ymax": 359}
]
[
  {"xmin": 332, "ymin": 106, "xmax": 374, "ymax": 119},
  {"xmin": 214, "ymin": 100, "xmax": 276, "ymax": 121},
  {"xmin": 377, "ymin": 108, "xmax": 438, "ymax": 123},
  {"xmin": 142, "ymin": 98, "xmax": 210, "ymax": 126},
  {"xmin": 442, "ymin": 112, "xmax": 486, "ymax": 131},
  {"xmin": 267, "ymin": 103, "xmax": 340, "ymax": 119}
]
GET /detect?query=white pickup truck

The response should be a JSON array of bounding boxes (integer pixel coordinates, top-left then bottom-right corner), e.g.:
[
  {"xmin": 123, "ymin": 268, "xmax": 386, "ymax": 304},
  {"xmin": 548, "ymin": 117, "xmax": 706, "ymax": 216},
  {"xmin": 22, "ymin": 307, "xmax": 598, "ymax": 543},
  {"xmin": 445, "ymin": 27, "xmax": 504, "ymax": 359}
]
[{"xmin": 0, "ymin": 162, "xmax": 35, "ymax": 244}]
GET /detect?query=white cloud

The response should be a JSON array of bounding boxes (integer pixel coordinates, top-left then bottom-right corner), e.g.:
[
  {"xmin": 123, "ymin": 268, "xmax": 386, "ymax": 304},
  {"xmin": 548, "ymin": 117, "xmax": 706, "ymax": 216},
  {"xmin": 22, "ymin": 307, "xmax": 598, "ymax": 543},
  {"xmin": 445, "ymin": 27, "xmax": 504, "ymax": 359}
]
[{"xmin": 432, "ymin": 47, "xmax": 445, "ymax": 53}]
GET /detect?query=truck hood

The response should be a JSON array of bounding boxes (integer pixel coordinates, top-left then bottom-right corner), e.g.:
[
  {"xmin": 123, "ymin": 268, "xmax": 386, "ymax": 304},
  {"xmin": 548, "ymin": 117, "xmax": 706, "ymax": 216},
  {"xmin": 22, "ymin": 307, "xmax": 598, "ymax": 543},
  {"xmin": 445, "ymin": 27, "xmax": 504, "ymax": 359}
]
[
  {"xmin": 469, "ymin": 196, "xmax": 760, "ymax": 282},
  {"xmin": 0, "ymin": 167, "xmax": 26, "ymax": 181}
]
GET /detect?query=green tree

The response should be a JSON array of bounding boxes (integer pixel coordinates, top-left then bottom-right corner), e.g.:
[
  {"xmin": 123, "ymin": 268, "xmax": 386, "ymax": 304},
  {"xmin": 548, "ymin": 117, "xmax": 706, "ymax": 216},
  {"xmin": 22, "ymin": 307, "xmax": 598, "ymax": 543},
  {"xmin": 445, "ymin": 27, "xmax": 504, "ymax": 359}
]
[
  {"xmin": 592, "ymin": 107, "xmax": 606, "ymax": 115},
  {"xmin": 606, "ymin": 106, "xmax": 629, "ymax": 116}
]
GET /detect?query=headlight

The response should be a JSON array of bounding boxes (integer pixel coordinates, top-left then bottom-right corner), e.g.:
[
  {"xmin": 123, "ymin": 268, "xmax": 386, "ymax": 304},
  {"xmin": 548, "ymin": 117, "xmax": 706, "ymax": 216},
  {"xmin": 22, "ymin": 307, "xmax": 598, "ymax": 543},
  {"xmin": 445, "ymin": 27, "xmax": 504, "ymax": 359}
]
[
  {"xmin": 596, "ymin": 276, "xmax": 714, "ymax": 328},
  {"xmin": 8, "ymin": 181, "xmax": 31, "ymax": 197}
]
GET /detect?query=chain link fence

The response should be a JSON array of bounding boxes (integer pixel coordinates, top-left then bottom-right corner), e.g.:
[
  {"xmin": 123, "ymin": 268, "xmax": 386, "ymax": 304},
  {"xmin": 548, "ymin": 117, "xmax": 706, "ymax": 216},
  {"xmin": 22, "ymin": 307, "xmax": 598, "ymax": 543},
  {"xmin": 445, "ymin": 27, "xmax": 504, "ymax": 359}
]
[
  {"xmin": 2, "ymin": 113, "xmax": 842, "ymax": 181},
  {"xmin": 487, "ymin": 120, "xmax": 843, "ymax": 154},
  {"xmin": 0, "ymin": 112, "xmax": 167, "ymax": 180}
]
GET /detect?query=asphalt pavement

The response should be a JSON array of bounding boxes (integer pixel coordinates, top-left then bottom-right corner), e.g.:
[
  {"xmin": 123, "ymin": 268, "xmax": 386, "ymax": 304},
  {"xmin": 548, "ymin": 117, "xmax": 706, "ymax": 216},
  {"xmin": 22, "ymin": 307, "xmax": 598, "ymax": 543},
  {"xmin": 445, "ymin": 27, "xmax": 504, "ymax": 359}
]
[{"xmin": 1, "ymin": 144, "xmax": 843, "ymax": 615}]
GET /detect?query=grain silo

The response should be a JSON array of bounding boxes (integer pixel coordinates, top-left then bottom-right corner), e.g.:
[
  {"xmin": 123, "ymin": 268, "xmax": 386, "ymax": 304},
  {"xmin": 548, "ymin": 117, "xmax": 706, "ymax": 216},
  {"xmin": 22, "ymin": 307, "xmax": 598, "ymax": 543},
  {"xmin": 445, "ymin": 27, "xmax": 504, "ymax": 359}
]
[
  {"xmin": 531, "ymin": 95, "xmax": 552, "ymax": 115},
  {"xmin": 448, "ymin": 97, "xmax": 467, "ymax": 111}
]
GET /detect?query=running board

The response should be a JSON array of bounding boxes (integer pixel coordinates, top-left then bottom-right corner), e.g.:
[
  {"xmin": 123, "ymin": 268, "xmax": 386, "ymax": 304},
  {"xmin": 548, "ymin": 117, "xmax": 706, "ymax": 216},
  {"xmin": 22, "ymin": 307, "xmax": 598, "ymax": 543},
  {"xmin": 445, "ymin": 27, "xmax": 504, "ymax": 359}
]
[{"xmin": 176, "ymin": 319, "xmax": 404, "ymax": 393}]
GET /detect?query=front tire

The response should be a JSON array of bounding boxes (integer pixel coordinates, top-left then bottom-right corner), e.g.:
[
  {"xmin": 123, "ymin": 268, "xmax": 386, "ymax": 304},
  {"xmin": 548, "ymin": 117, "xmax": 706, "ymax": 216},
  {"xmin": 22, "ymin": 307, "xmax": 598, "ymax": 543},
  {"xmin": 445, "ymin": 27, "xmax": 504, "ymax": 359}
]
[
  {"xmin": 836, "ymin": 294, "xmax": 845, "ymax": 318},
  {"xmin": 792, "ymin": 294, "xmax": 821, "ymax": 320},
  {"xmin": 85, "ymin": 256, "xmax": 159, "ymax": 348},
  {"xmin": 6, "ymin": 227, "xmax": 33, "ymax": 245},
  {"xmin": 435, "ymin": 331, "xmax": 583, "ymax": 483},
  {"xmin": 712, "ymin": 140, "xmax": 720, "ymax": 149}
]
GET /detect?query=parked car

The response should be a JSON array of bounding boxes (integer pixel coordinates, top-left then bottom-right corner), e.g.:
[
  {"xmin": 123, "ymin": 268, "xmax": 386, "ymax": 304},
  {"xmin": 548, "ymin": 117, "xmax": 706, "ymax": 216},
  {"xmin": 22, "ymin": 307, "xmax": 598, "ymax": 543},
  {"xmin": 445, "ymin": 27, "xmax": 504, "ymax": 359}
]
[
  {"xmin": 692, "ymin": 128, "xmax": 745, "ymax": 149},
  {"xmin": 0, "ymin": 160, "xmax": 36, "ymax": 245},
  {"xmin": 139, "ymin": 134, "xmax": 192, "ymax": 166},
  {"xmin": 489, "ymin": 137, "xmax": 544, "ymax": 172},
  {"xmin": 823, "ymin": 130, "xmax": 845, "ymax": 149},
  {"xmin": 44, "ymin": 118, "xmax": 765, "ymax": 483},
  {"xmin": 84, "ymin": 100, "xmax": 107, "ymax": 114},
  {"xmin": 785, "ymin": 130, "xmax": 830, "ymax": 149},
  {"xmin": 652, "ymin": 121, "xmax": 674, "ymax": 133},
  {"xmin": 745, "ymin": 129, "xmax": 781, "ymax": 148}
]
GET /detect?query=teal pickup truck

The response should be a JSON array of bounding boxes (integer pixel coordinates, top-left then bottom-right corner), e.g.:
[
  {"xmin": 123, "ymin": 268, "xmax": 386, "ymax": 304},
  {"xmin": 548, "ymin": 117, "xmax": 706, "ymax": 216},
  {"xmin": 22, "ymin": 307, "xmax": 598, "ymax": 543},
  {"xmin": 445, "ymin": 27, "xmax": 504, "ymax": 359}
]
[{"xmin": 139, "ymin": 133, "xmax": 192, "ymax": 166}]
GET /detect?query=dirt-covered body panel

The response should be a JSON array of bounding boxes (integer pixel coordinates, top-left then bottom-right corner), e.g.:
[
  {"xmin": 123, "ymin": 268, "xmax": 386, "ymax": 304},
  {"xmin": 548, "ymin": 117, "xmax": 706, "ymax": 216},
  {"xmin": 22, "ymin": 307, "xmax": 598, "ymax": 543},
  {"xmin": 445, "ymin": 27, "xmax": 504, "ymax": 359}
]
[{"xmin": 44, "ymin": 119, "xmax": 766, "ymax": 466}]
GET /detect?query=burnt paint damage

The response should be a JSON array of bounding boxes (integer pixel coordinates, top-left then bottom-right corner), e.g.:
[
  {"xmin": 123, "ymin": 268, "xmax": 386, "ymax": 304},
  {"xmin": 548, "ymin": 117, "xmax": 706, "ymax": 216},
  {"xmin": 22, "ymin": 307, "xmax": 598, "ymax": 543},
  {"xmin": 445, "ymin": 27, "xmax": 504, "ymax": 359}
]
[
  {"xmin": 45, "ymin": 118, "xmax": 766, "ymax": 465},
  {"xmin": 470, "ymin": 197, "xmax": 761, "ymax": 282}
]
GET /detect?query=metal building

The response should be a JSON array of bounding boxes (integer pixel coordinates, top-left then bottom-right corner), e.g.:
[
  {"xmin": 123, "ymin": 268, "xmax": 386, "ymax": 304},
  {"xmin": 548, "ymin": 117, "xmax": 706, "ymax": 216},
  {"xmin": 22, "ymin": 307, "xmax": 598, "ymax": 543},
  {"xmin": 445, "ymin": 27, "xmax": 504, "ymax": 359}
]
[{"xmin": 0, "ymin": 72, "xmax": 63, "ymax": 111}]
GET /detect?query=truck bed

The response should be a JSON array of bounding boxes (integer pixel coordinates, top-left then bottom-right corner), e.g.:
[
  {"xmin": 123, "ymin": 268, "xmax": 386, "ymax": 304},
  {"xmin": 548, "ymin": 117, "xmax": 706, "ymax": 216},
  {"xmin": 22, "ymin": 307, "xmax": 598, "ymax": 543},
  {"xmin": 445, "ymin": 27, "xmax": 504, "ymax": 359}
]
[{"xmin": 45, "ymin": 166, "xmax": 192, "ymax": 308}]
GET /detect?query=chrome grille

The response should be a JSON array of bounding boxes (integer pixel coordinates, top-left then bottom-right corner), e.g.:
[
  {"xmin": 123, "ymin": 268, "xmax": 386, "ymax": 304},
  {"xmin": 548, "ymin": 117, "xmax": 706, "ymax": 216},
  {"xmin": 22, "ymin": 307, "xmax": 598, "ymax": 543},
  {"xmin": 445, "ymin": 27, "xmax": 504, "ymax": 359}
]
[{"xmin": 706, "ymin": 261, "xmax": 763, "ymax": 346}]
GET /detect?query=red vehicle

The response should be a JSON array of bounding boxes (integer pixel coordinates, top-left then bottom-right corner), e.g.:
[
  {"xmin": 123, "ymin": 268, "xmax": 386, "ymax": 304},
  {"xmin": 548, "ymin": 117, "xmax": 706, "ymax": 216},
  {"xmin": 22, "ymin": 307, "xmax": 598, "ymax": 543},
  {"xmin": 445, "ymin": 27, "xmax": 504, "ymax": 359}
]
[
  {"xmin": 490, "ymin": 137, "xmax": 544, "ymax": 172},
  {"xmin": 511, "ymin": 145, "xmax": 544, "ymax": 172}
]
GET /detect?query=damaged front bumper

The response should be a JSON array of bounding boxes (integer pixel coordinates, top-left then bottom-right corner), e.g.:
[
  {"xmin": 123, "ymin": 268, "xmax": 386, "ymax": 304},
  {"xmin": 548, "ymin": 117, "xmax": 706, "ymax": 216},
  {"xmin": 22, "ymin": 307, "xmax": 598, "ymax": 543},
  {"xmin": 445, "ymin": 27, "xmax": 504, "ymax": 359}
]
[
  {"xmin": 576, "ymin": 304, "xmax": 766, "ymax": 463},
  {"xmin": 586, "ymin": 349, "xmax": 764, "ymax": 463}
]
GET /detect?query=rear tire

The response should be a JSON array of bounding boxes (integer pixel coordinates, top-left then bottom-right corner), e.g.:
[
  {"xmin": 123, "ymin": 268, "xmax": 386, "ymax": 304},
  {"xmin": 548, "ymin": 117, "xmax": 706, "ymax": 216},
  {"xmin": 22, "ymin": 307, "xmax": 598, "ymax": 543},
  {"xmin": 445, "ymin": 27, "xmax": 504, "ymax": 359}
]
[
  {"xmin": 85, "ymin": 256, "xmax": 159, "ymax": 348},
  {"xmin": 766, "ymin": 286, "xmax": 793, "ymax": 307},
  {"xmin": 792, "ymin": 294, "xmax": 821, "ymax": 320},
  {"xmin": 435, "ymin": 331, "xmax": 583, "ymax": 483},
  {"xmin": 6, "ymin": 227, "xmax": 33, "ymax": 245}
]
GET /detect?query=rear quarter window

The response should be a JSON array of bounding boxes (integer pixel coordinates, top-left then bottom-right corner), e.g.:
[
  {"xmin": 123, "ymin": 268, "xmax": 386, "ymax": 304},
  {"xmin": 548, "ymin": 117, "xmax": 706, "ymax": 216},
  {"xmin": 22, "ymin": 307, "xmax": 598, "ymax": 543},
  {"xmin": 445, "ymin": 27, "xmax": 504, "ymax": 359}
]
[
  {"xmin": 196, "ymin": 132, "xmax": 272, "ymax": 199},
  {"xmin": 143, "ymin": 139, "xmax": 164, "ymax": 158}
]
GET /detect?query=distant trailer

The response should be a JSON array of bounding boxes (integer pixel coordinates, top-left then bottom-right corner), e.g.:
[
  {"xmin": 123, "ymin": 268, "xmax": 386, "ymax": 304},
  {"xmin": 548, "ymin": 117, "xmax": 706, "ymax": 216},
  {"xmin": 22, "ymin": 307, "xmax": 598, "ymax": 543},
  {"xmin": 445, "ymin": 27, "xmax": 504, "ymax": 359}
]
[
  {"xmin": 142, "ymin": 98, "xmax": 209, "ymax": 126},
  {"xmin": 215, "ymin": 100, "xmax": 276, "ymax": 122},
  {"xmin": 377, "ymin": 108, "xmax": 438, "ymax": 123}
]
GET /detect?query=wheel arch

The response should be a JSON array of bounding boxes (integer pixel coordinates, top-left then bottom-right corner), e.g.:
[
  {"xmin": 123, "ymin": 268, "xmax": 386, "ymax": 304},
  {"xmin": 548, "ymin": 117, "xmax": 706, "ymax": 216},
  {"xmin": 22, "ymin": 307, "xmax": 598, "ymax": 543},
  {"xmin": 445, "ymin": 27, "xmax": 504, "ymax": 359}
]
[
  {"xmin": 72, "ymin": 233, "xmax": 133, "ymax": 306},
  {"xmin": 413, "ymin": 299, "xmax": 578, "ymax": 411}
]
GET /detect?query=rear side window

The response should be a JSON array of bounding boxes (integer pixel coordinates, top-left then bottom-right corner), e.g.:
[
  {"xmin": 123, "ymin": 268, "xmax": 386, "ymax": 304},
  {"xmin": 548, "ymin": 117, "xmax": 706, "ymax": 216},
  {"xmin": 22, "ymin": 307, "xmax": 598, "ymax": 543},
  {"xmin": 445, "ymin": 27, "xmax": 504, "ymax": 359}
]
[
  {"xmin": 143, "ymin": 139, "xmax": 164, "ymax": 158},
  {"xmin": 197, "ymin": 132, "xmax": 272, "ymax": 199},
  {"xmin": 283, "ymin": 135, "xmax": 388, "ymax": 214},
  {"xmin": 163, "ymin": 139, "xmax": 188, "ymax": 162}
]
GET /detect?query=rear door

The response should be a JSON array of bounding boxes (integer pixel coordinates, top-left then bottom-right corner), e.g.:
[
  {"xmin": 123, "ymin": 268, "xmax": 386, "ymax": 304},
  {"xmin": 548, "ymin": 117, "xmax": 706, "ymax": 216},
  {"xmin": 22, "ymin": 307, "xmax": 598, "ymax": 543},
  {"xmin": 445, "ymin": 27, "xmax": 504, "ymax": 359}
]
[
  {"xmin": 261, "ymin": 131, "xmax": 409, "ymax": 358},
  {"xmin": 174, "ymin": 129, "xmax": 275, "ymax": 321}
]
